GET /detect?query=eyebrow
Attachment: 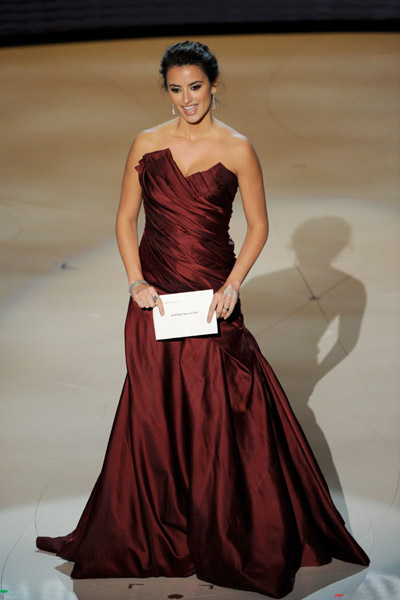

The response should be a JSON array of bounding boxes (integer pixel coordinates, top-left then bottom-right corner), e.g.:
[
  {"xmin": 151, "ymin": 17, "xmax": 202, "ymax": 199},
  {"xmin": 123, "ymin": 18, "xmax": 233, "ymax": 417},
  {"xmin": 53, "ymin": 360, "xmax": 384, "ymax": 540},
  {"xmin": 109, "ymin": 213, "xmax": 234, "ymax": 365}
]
[{"xmin": 167, "ymin": 80, "xmax": 203, "ymax": 88}]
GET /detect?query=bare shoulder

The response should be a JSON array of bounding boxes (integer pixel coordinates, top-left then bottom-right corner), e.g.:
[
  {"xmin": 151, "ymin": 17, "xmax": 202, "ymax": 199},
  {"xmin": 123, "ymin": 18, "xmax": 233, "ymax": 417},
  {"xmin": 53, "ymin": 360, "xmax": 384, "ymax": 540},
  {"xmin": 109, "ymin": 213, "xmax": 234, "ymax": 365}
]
[
  {"xmin": 214, "ymin": 121, "xmax": 261, "ymax": 174},
  {"xmin": 127, "ymin": 120, "xmax": 177, "ymax": 163},
  {"xmin": 229, "ymin": 133, "xmax": 258, "ymax": 166}
]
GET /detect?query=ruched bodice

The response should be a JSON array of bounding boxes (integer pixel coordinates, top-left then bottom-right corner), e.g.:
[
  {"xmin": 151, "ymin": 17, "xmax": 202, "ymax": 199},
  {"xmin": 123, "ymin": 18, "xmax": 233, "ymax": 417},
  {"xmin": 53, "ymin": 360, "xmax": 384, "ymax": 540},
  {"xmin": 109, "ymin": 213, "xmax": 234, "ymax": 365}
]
[
  {"xmin": 36, "ymin": 147, "xmax": 369, "ymax": 598},
  {"xmin": 136, "ymin": 148, "xmax": 238, "ymax": 293}
]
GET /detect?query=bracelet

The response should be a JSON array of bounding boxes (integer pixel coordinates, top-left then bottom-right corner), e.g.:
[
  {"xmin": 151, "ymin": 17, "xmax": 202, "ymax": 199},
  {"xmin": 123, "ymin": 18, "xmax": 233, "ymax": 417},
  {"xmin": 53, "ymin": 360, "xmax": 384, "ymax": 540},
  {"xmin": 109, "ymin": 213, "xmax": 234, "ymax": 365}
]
[{"xmin": 129, "ymin": 279, "xmax": 149, "ymax": 294}]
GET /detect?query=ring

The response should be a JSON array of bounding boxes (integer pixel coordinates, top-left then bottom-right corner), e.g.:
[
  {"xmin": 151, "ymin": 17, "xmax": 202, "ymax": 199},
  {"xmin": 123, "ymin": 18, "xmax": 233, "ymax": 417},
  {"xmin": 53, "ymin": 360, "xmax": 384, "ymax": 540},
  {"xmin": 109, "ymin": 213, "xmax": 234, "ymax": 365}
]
[
  {"xmin": 224, "ymin": 307, "xmax": 229, "ymax": 311},
  {"xmin": 152, "ymin": 295, "xmax": 158, "ymax": 302}
]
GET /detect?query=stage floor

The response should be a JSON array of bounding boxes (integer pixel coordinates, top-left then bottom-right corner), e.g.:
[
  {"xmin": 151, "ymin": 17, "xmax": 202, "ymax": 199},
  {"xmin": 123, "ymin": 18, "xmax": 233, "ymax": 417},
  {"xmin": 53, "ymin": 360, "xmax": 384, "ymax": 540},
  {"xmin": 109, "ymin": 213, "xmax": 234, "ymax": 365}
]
[{"xmin": 0, "ymin": 32, "xmax": 399, "ymax": 600}]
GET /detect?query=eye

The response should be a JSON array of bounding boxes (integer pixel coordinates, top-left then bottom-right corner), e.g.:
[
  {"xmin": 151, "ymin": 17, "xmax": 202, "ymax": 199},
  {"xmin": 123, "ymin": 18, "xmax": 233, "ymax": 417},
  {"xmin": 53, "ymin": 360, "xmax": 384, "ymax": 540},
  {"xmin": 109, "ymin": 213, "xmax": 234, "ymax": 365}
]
[
  {"xmin": 170, "ymin": 87, "xmax": 181, "ymax": 94},
  {"xmin": 191, "ymin": 84, "xmax": 201, "ymax": 91}
]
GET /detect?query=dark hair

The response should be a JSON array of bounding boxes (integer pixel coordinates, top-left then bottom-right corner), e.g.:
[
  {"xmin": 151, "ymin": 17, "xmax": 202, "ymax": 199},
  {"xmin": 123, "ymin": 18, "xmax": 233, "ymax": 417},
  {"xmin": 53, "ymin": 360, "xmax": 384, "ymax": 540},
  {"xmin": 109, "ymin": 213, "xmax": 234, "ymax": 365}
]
[{"xmin": 159, "ymin": 41, "xmax": 219, "ymax": 90}]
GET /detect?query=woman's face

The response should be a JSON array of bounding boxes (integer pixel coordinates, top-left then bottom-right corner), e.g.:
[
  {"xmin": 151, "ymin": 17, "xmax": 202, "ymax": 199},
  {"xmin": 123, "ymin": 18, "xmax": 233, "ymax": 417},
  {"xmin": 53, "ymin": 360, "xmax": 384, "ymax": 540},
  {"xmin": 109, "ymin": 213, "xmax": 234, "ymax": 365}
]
[{"xmin": 166, "ymin": 64, "xmax": 217, "ymax": 123}]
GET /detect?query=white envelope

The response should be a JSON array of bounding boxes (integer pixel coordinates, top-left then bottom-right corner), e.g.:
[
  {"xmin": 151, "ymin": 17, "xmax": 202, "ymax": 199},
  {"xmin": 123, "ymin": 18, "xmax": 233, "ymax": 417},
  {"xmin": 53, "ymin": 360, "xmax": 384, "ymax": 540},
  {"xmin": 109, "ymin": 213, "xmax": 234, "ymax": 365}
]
[{"xmin": 152, "ymin": 289, "xmax": 218, "ymax": 340}]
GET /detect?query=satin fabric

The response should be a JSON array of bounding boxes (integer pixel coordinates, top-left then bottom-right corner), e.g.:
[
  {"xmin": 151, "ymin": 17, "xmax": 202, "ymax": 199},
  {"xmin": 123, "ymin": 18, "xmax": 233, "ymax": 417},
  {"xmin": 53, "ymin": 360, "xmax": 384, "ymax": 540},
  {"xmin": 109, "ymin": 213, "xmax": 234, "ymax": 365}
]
[{"xmin": 36, "ymin": 148, "xmax": 369, "ymax": 598}]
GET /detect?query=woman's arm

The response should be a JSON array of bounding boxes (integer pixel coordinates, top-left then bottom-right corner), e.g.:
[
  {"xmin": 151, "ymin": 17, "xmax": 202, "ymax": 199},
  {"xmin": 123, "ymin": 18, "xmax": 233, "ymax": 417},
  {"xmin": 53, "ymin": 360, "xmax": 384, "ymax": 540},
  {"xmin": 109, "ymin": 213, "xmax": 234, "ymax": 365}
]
[
  {"xmin": 208, "ymin": 138, "xmax": 268, "ymax": 321},
  {"xmin": 116, "ymin": 135, "xmax": 164, "ymax": 314}
]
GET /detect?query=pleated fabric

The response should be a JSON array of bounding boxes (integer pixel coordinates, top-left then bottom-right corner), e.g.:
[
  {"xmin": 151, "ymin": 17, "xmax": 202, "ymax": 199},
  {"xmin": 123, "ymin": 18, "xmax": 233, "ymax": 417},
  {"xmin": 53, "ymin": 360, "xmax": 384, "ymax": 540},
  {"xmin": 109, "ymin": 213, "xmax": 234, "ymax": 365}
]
[{"xmin": 37, "ymin": 148, "xmax": 369, "ymax": 598}]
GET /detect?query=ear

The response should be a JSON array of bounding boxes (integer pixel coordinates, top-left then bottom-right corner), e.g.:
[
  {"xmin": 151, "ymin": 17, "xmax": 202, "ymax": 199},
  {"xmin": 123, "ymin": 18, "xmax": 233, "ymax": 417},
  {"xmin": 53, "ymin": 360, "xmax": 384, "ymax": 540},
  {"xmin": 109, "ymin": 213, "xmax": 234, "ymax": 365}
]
[{"xmin": 211, "ymin": 76, "xmax": 219, "ymax": 95}]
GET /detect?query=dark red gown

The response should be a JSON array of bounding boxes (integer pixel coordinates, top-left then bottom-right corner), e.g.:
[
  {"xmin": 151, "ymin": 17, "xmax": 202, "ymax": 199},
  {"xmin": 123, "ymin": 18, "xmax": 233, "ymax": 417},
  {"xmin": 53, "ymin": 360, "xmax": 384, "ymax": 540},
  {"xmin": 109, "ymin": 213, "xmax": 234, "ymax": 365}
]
[{"xmin": 36, "ymin": 148, "xmax": 369, "ymax": 598}]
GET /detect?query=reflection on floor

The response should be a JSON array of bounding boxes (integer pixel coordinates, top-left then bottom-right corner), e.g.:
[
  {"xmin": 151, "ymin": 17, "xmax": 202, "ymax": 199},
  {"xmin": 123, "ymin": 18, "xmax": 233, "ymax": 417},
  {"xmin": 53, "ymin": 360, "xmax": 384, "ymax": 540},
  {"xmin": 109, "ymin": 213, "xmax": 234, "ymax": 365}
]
[{"xmin": 1, "ymin": 32, "xmax": 399, "ymax": 600}]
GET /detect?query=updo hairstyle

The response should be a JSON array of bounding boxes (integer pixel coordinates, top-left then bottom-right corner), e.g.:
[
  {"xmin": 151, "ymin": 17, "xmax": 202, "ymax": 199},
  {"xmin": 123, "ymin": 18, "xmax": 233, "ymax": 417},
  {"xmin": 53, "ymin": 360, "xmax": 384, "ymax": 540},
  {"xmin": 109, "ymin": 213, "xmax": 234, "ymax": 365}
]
[{"xmin": 159, "ymin": 41, "xmax": 219, "ymax": 90}]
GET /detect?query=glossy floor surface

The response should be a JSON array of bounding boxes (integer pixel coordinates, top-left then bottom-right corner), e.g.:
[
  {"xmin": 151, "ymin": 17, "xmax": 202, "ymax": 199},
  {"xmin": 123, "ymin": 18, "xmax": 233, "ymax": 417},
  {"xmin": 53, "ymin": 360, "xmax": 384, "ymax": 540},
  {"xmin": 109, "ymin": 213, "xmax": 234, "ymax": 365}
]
[{"xmin": 1, "ymin": 32, "xmax": 399, "ymax": 600}]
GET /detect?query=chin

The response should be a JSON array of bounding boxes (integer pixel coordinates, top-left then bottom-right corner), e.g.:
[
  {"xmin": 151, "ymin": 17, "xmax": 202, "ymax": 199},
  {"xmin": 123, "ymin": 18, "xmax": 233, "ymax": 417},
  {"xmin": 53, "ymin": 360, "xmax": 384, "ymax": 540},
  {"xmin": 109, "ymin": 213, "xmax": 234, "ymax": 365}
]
[{"xmin": 181, "ymin": 108, "xmax": 209, "ymax": 123}]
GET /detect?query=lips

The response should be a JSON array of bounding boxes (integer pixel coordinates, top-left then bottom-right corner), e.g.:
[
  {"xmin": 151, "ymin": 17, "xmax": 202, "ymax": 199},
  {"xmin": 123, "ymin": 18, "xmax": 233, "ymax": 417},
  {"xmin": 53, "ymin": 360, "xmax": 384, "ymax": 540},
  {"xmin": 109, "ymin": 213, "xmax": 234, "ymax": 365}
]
[{"xmin": 182, "ymin": 105, "xmax": 198, "ymax": 115}]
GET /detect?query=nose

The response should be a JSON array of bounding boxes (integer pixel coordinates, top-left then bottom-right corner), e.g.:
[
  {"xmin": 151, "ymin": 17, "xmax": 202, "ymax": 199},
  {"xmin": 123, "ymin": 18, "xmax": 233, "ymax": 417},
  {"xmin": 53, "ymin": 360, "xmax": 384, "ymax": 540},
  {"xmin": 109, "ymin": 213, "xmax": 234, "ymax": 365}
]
[{"xmin": 182, "ymin": 88, "xmax": 192, "ymax": 105}]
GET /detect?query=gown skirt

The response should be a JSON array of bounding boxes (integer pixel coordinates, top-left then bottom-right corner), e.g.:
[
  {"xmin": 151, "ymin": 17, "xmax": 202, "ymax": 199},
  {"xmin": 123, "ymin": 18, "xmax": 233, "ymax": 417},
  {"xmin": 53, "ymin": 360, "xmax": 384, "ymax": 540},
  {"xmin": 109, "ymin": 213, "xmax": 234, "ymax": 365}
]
[{"xmin": 36, "ymin": 148, "xmax": 369, "ymax": 598}]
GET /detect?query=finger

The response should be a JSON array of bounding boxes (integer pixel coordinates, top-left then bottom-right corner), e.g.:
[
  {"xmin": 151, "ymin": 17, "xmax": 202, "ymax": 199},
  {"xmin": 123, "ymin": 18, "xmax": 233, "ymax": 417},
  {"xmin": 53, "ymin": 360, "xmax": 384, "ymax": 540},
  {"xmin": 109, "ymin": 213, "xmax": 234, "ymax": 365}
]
[
  {"xmin": 215, "ymin": 295, "xmax": 229, "ymax": 319},
  {"xmin": 135, "ymin": 297, "xmax": 145, "ymax": 308},
  {"xmin": 135, "ymin": 291, "xmax": 153, "ymax": 309},
  {"xmin": 216, "ymin": 305, "xmax": 225, "ymax": 319},
  {"xmin": 223, "ymin": 298, "xmax": 236, "ymax": 319},
  {"xmin": 220, "ymin": 299, "xmax": 231, "ymax": 319},
  {"xmin": 139, "ymin": 294, "xmax": 152, "ymax": 308},
  {"xmin": 156, "ymin": 296, "xmax": 165, "ymax": 316},
  {"xmin": 147, "ymin": 287, "xmax": 164, "ymax": 315},
  {"xmin": 147, "ymin": 287, "xmax": 157, "ymax": 301},
  {"xmin": 145, "ymin": 287, "xmax": 159, "ymax": 308},
  {"xmin": 207, "ymin": 294, "xmax": 219, "ymax": 323},
  {"xmin": 217, "ymin": 295, "xmax": 235, "ymax": 320}
]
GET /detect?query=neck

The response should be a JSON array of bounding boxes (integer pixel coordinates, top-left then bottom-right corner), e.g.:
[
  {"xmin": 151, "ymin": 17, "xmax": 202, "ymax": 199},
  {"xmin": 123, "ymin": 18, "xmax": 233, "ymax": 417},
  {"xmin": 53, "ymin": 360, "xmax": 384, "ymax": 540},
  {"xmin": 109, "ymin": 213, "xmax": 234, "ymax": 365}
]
[{"xmin": 175, "ymin": 111, "xmax": 215, "ymax": 140}]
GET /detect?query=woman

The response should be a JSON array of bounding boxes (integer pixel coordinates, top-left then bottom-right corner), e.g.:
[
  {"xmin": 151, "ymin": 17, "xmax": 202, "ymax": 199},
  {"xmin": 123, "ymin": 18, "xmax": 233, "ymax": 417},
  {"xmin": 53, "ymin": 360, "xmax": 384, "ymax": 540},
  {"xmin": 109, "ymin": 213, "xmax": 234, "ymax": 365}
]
[{"xmin": 37, "ymin": 41, "xmax": 369, "ymax": 598}]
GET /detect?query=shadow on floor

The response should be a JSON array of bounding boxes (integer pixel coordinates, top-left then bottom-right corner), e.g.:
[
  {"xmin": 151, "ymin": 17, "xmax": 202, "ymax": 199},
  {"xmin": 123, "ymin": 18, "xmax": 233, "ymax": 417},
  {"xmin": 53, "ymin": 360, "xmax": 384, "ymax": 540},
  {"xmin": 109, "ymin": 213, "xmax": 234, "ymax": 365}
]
[{"xmin": 241, "ymin": 217, "xmax": 367, "ymax": 528}]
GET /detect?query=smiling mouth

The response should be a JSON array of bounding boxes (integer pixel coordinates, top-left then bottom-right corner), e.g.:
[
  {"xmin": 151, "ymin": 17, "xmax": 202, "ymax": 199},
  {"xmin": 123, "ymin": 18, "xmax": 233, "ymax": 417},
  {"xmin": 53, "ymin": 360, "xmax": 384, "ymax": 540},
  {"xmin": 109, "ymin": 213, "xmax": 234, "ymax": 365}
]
[{"xmin": 182, "ymin": 105, "xmax": 198, "ymax": 114}]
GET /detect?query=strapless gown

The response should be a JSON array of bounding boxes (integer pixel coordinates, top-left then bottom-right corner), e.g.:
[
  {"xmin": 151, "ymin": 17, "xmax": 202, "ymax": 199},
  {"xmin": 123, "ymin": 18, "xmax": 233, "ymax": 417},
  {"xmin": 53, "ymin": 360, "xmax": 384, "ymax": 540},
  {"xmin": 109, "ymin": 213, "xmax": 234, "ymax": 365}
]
[{"xmin": 36, "ymin": 148, "xmax": 369, "ymax": 598}]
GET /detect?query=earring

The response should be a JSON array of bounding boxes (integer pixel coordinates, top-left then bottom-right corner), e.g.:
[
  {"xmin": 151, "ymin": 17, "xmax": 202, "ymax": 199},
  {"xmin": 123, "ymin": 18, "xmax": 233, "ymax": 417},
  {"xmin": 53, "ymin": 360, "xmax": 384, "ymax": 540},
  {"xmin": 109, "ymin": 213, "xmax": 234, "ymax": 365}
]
[
  {"xmin": 212, "ymin": 94, "xmax": 216, "ymax": 110},
  {"xmin": 172, "ymin": 104, "xmax": 176, "ymax": 116}
]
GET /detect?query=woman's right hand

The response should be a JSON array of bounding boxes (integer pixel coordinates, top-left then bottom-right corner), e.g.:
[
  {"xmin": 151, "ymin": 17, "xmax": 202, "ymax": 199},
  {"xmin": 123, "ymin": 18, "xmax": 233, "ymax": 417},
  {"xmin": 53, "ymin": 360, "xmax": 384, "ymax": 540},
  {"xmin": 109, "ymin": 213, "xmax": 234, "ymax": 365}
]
[{"xmin": 131, "ymin": 283, "xmax": 165, "ymax": 316}]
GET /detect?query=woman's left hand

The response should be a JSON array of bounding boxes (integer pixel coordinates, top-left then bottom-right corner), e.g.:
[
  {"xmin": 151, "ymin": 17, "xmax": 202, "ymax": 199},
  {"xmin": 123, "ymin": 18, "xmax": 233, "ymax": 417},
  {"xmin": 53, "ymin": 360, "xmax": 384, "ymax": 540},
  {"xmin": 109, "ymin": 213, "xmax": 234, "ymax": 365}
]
[{"xmin": 207, "ymin": 283, "xmax": 239, "ymax": 323}]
